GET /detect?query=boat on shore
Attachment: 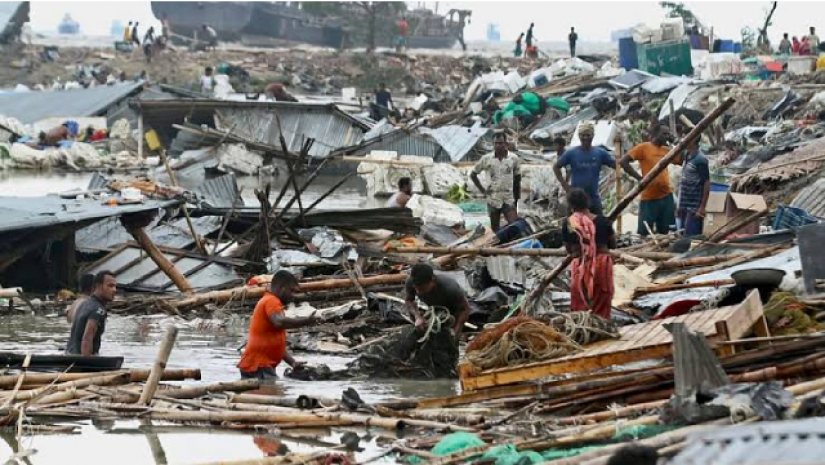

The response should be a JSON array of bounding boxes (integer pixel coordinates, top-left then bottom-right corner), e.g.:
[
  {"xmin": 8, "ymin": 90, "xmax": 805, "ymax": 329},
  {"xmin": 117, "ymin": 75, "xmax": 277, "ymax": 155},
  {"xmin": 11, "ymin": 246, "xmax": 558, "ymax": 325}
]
[{"xmin": 0, "ymin": 352, "xmax": 124, "ymax": 372}]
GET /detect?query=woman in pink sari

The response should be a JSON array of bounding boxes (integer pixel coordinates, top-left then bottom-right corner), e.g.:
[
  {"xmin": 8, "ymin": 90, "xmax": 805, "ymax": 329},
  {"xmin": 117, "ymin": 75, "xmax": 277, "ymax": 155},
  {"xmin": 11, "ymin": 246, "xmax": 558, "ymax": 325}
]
[{"xmin": 562, "ymin": 188, "xmax": 617, "ymax": 320}]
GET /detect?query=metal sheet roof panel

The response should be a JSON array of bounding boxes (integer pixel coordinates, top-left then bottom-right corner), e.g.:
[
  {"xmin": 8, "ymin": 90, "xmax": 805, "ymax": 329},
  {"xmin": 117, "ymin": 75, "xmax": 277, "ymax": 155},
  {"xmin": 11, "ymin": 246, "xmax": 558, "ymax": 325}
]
[
  {"xmin": 791, "ymin": 177, "xmax": 825, "ymax": 218},
  {"xmin": 419, "ymin": 123, "xmax": 488, "ymax": 162},
  {"xmin": 0, "ymin": 195, "xmax": 179, "ymax": 234},
  {"xmin": 0, "ymin": 81, "xmax": 144, "ymax": 124}
]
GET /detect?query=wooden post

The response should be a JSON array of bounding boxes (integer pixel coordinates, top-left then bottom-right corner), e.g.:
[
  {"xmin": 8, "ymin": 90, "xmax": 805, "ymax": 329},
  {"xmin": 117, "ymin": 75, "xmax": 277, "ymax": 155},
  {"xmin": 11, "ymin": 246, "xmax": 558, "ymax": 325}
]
[
  {"xmin": 607, "ymin": 97, "xmax": 736, "ymax": 221},
  {"xmin": 669, "ymin": 100, "xmax": 676, "ymax": 135},
  {"xmin": 139, "ymin": 326, "xmax": 179, "ymax": 405},
  {"xmin": 614, "ymin": 133, "xmax": 623, "ymax": 234},
  {"xmin": 124, "ymin": 221, "xmax": 194, "ymax": 294},
  {"xmin": 138, "ymin": 113, "xmax": 144, "ymax": 159}
]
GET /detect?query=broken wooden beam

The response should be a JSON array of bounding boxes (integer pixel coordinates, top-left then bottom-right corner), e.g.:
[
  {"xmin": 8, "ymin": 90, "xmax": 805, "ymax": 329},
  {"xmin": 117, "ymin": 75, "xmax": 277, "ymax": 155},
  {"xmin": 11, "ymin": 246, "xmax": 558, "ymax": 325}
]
[
  {"xmin": 171, "ymin": 274, "xmax": 409, "ymax": 309},
  {"xmin": 385, "ymin": 246, "xmax": 674, "ymax": 261},
  {"xmin": 122, "ymin": 214, "xmax": 194, "ymax": 294},
  {"xmin": 634, "ymin": 279, "xmax": 735, "ymax": 297}
]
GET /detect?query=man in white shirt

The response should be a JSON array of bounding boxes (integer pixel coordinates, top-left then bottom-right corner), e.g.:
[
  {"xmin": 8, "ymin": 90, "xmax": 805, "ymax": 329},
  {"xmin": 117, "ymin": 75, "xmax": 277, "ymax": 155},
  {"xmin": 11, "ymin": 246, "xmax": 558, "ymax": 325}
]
[
  {"xmin": 200, "ymin": 66, "xmax": 214, "ymax": 94},
  {"xmin": 470, "ymin": 132, "xmax": 522, "ymax": 231},
  {"xmin": 386, "ymin": 177, "xmax": 412, "ymax": 208}
]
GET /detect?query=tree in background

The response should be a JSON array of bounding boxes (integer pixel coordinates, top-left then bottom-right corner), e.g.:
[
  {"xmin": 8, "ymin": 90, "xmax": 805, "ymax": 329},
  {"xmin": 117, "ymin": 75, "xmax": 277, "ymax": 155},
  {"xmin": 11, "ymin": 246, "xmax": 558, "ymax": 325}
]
[
  {"xmin": 659, "ymin": 2, "xmax": 700, "ymax": 31},
  {"xmin": 756, "ymin": 1, "xmax": 778, "ymax": 52}
]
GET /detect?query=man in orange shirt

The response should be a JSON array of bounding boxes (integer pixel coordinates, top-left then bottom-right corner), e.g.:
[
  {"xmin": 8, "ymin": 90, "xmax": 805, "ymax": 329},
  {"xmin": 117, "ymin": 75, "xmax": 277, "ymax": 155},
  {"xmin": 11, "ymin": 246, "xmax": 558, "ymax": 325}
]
[
  {"xmin": 621, "ymin": 126, "xmax": 679, "ymax": 236},
  {"xmin": 238, "ymin": 270, "xmax": 321, "ymax": 381}
]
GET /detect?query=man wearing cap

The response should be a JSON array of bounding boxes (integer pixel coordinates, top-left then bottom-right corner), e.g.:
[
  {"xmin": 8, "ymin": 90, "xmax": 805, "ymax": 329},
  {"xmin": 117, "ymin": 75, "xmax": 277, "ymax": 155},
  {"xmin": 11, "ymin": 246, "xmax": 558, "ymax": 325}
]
[
  {"xmin": 554, "ymin": 122, "xmax": 616, "ymax": 215},
  {"xmin": 471, "ymin": 132, "xmax": 522, "ymax": 232}
]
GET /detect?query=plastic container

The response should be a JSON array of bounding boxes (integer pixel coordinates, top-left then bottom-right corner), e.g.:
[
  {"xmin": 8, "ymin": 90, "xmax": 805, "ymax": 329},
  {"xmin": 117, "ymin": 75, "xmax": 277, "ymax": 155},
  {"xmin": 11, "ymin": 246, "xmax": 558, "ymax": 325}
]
[
  {"xmin": 772, "ymin": 205, "xmax": 820, "ymax": 231},
  {"xmin": 710, "ymin": 182, "xmax": 729, "ymax": 192},
  {"xmin": 719, "ymin": 40, "xmax": 735, "ymax": 52},
  {"xmin": 144, "ymin": 129, "xmax": 161, "ymax": 151},
  {"xmin": 733, "ymin": 42, "xmax": 743, "ymax": 53},
  {"xmin": 619, "ymin": 37, "xmax": 639, "ymax": 70}
]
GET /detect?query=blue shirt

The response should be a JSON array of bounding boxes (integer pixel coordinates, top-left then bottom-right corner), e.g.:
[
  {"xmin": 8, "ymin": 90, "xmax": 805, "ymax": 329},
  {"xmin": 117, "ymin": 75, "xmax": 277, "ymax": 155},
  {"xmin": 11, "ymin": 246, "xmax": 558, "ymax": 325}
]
[
  {"xmin": 678, "ymin": 151, "xmax": 710, "ymax": 212},
  {"xmin": 557, "ymin": 146, "xmax": 615, "ymax": 208}
]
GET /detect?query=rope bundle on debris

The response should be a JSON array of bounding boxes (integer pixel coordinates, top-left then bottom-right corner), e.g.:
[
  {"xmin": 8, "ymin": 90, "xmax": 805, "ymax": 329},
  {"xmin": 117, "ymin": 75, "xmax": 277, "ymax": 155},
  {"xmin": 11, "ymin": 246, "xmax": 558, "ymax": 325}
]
[
  {"xmin": 539, "ymin": 311, "xmax": 620, "ymax": 346},
  {"xmin": 764, "ymin": 291, "xmax": 825, "ymax": 335},
  {"xmin": 465, "ymin": 316, "xmax": 581, "ymax": 371}
]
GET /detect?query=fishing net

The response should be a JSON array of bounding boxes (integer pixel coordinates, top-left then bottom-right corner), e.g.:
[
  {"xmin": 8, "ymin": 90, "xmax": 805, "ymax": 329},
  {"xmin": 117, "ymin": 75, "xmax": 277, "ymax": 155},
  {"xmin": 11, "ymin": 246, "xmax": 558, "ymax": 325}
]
[
  {"xmin": 465, "ymin": 316, "xmax": 580, "ymax": 371},
  {"xmin": 465, "ymin": 313, "xmax": 620, "ymax": 371},
  {"xmin": 349, "ymin": 308, "xmax": 459, "ymax": 379},
  {"xmin": 764, "ymin": 291, "xmax": 825, "ymax": 335}
]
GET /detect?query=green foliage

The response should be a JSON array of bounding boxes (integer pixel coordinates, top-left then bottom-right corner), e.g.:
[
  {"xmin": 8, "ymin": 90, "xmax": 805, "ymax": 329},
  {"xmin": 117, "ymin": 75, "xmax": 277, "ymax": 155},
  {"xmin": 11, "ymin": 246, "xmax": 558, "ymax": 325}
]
[
  {"xmin": 447, "ymin": 184, "xmax": 471, "ymax": 203},
  {"xmin": 659, "ymin": 2, "xmax": 699, "ymax": 29}
]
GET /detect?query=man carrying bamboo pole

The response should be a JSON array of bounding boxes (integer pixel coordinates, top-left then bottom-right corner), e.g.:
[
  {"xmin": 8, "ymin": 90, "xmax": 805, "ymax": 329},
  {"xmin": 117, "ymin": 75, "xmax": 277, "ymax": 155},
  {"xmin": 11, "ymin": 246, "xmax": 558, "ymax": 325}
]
[
  {"xmin": 620, "ymin": 126, "xmax": 678, "ymax": 236},
  {"xmin": 238, "ymin": 271, "xmax": 321, "ymax": 381},
  {"xmin": 66, "ymin": 271, "xmax": 117, "ymax": 356}
]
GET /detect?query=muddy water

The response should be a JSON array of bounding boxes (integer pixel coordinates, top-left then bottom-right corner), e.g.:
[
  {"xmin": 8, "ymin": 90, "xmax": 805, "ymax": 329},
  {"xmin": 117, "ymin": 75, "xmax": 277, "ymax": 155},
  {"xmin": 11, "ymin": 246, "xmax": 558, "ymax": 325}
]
[
  {"xmin": 0, "ymin": 170, "xmax": 455, "ymax": 463},
  {"xmin": 0, "ymin": 314, "xmax": 459, "ymax": 464}
]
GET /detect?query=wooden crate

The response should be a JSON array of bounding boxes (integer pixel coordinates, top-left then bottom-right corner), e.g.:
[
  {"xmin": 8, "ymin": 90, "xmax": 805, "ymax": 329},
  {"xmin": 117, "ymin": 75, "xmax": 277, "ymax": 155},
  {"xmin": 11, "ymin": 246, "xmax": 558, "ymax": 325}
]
[{"xmin": 459, "ymin": 290, "xmax": 767, "ymax": 392}]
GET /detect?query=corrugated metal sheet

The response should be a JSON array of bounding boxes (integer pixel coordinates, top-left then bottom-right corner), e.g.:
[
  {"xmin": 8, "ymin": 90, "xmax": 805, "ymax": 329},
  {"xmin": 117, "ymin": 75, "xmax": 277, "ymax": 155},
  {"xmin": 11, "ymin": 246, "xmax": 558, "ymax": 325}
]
[
  {"xmin": 341, "ymin": 129, "xmax": 448, "ymax": 162},
  {"xmin": 485, "ymin": 256, "xmax": 525, "ymax": 286},
  {"xmin": 214, "ymin": 104, "xmax": 367, "ymax": 159},
  {"xmin": 76, "ymin": 216, "xmax": 222, "ymax": 253},
  {"xmin": 791, "ymin": 177, "xmax": 825, "ymax": 218},
  {"xmin": 195, "ymin": 174, "xmax": 244, "ymax": 210},
  {"xmin": 531, "ymin": 107, "xmax": 599, "ymax": 140},
  {"xmin": 86, "ymin": 245, "xmax": 242, "ymax": 292},
  {"xmin": 419, "ymin": 122, "xmax": 488, "ymax": 162},
  {"xmin": 0, "ymin": 195, "xmax": 179, "ymax": 234},
  {"xmin": 671, "ymin": 418, "xmax": 825, "ymax": 465},
  {"xmin": 0, "ymin": 81, "xmax": 144, "ymax": 124}
]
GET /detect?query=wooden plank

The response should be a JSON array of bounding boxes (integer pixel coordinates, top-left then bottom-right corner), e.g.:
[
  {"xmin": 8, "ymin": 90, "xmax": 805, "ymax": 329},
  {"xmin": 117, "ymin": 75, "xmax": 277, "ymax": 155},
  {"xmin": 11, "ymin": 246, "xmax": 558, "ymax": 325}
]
[
  {"xmin": 460, "ymin": 300, "xmax": 767, "ymax": 392},
  {"xmin": 461, "ymin": 344, "xmax": 675, "ymax": 391}
]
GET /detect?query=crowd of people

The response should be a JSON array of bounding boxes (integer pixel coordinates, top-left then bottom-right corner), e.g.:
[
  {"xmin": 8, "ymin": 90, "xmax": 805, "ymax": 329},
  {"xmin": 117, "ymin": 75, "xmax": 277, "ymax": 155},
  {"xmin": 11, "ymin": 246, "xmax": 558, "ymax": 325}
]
[{"xmin": 777, "ymin": 27, "xmax": 822, "ymax": 56}]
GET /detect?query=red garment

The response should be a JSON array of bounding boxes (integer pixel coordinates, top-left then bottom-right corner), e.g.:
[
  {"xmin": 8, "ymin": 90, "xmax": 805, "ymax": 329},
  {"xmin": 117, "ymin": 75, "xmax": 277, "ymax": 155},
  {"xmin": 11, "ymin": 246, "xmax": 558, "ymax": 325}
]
[
  {"xmin": 793, "ymin": 39, "xmax": 801, "ymax": 55},
  {"xmin": 396, "ymin": 20, "xmax": 409, "ymax": 37},
  {"xmin": 238, "ymin": 292, "xmax": 287, "ymax": 373},
  {"xmin": 568, "ymin": 212, "xmax": 614, "ymax": 319},
  {"xmin": 800, "ymin": 38, "xmax": 811, "ymax": 55}
]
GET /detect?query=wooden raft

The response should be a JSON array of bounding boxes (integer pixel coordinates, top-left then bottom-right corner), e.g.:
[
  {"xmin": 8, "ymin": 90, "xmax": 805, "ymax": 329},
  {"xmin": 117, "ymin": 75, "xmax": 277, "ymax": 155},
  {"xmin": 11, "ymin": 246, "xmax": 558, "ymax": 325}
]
[{"xmin": 459, "ymin": 290, "xmax": 768, "ymax": 392}]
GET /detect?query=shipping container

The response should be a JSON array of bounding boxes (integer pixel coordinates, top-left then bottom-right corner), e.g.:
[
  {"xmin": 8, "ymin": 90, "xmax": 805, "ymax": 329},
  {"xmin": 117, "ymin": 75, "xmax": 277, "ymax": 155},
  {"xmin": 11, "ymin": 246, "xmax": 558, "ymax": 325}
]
[{"xmin": 636, "ymin": 39, "xmax": 693, "ymax": 76}]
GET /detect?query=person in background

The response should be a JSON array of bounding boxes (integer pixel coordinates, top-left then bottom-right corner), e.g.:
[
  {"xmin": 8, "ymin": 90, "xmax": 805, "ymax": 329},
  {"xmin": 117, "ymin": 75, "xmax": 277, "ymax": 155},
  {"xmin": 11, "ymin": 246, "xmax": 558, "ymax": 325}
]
[
  {"xmin": 200, "ymin": 66, "xmax": 214, "ymax": 93},
  {"xmin": 793, "ymin": 36, "xmax": 801, "ymax": 55},
  {"xmin": 161, "ymin": 14, "xmax": 171, "ymax": 41},
  {"xmin": 495, "ymin": 205, "xmax": 533, "ymax": 243},
  {"xmin": 568, "ymin": 27, "xmax": 579, "ymax": 57},
  {"xmin": 606, "ymin": 445, "xmax": 659, "ymax": 465},
  {"xmin": 525, "ymin": 23, "xmax": 535, "ymax": 49},
  {"xmin": 203, "ymin": 24, "xmax": 218, "ymax": 50},
  {"xmin": 238, "ymin": 271, "xmax": 321, "ymax": 381},
  {"xmin": 800, "ymin": 36, "xmax": 811, "ymax": 56},
  {"xmin": 554, "ymin": 122, "xmax": 616, "ymax": 215},
  {"xmin": 553, "ymin": 136, "xmax": 567, "ymax": 160},
  {"xmin": 395, "ymin": 16, "xmax": 409, "ymax": 52},
  {"xmin": 808, "ymin": 27, "xmax": 820, "ymax": 55},
  {"xmin": 471, "ymin": 131, "xmax": 522, "ymax": 232},
  {"xmin": 66, "ymin": 271, "xmax": 117, "ymax": 356},
  {"xmin": 562, "ymin": 189, "xmax": 616, "ymax": 320},
  {"xmin": 265, "ymin": 82, "xmax": 298, "ymax": 102},
  {"xmin": 67, "ymin": 274, "xmax": 95, "ymax": 325},
  {"xmin": 779, "ymin": 33, "xmax": 792, "ymax": 55},
  {"xmin": 621, "ymin": 126, "xmax": 679, "ymax": 236},
  {"xmin": 124, "ymin": 21, "xmax": 132, "ymax": 44},
  {"xmin": 677, "ymin": 138, "xmax": 711, "ymax": 237},
  {"xmin": 131, "ymin": 22, "xmax": 140, "ymax": 47},
  {"xmin": 372, "ymin": 83, "xmax": 394, "ymax": 120},
  {"xmin": 387, "ymin": 176, "xmax": 412, "ymax": 208},
  {"xmin": 143, "ymin": 27, "xmax": 155, "ymax": 62},
  {"xmin": 514, "ymin": 32, "xmax": 524, "ymax": 58},
  {"xmin": 405, "ymin": 264, "xmax": 471, "ymax": 339}
]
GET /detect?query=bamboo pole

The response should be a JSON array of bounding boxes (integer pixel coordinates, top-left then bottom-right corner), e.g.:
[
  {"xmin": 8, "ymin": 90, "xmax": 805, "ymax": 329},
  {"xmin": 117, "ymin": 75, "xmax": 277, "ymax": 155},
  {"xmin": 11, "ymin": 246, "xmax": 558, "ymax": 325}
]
[
  {"xmin": 607, "ymin": 97, "xmax": 736, "ymax": 221},
  {"xmin": 657, "ymin": 254, "xmax": 746, "ymax": 270},
  {"xmin": 0, "ymin": 368, "xmax": 200, "ymax": 390},
  {"xmin": 633, "ymin": 279, "xmax": 735, "ymax": 297},
  {"xmin": 161, "ymin": 380, "xmax": 261, "ymax": 399},
  {"xmin": 385, "ymin": 246, "xmax": 674, "ymax": 261},
  {"xmin": 705, "ymin": 209, "xmax": 768, "ymax": 243},
  {"xmin": 1, "ymin": 372, "xmax": 131, "ymax": 402},
  {"xmin": 139, "ymin": 326, "xmax": 179, "ymax": 405},
  {"xmin": 614, "ymin": 134, "xmax": 623, "ymax": 233},
  {"xmin": 124, "ymin": 223, "xmax": 194, "ymax": 294},
  {"xmin": 553, "ymin": 400, "xmax": 667, "ymax": 426},
  {"xmin": 657, "ymin": 243, "xmax": 787, "ymax": 286},
  {"xmin": 171, "ymin": 274, "xmax": 409, "ymax": 309}
]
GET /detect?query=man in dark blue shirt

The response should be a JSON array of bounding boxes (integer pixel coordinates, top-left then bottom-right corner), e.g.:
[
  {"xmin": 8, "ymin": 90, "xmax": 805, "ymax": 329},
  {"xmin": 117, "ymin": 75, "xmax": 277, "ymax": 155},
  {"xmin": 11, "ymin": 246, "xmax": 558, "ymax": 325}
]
[
  {"xmin": 66, "ymin": 271, "xmax": 117, "ymax": 356},
  {"xmin": 553, "ymin": 122, "xmax": 616, "ymax": 214},
  {"xmin": 677, "ymin": 140, "xmax": 711, "ymax": 237},
  {"xmin": 496, "ymin": 205, "xmax": 533, "ymax": 243}
]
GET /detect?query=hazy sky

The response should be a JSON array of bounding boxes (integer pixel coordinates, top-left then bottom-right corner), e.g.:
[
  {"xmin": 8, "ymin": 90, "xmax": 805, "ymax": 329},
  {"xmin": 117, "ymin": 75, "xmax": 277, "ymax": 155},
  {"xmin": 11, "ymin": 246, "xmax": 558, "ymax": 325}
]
[{"xmin": 30, "ymin": 1, "xmax": 825, "ymax": 44}]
